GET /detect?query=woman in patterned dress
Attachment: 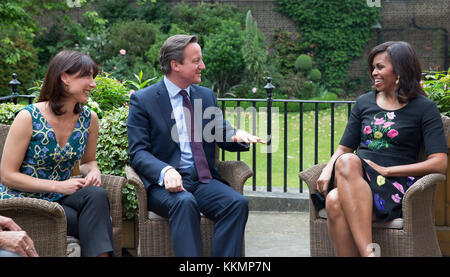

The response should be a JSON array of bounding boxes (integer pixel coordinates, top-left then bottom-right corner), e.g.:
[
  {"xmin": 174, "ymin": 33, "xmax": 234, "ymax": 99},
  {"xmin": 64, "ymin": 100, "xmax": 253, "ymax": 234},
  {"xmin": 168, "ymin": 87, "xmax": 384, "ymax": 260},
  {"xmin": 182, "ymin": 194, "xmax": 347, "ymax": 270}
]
[
  {"xmin": 316, "ymin": 41, "xmax": 447, "ymax": 257},
  {"xmin": 0, "ymin": 50, "xmax": 114, "ymax": 257}
]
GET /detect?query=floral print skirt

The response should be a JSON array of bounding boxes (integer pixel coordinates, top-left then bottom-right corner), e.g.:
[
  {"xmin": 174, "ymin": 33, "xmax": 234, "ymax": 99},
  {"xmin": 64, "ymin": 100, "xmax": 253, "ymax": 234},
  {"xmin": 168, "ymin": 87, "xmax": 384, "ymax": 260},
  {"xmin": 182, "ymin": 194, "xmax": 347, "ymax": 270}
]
[
  {"xmin": 328, "ymin": 154, "xmax": 418, "ymax": 222},
  {"xmin": 359, "ymin": 158, "xmax": 417, "ymax": 221}
]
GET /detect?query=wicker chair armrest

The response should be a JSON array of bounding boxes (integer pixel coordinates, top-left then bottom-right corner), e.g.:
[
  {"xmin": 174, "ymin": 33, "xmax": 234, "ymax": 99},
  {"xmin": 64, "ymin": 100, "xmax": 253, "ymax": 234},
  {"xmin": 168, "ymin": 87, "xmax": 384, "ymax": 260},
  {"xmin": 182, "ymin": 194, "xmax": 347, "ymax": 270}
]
[
  {"xmin": 0, "ymin": 197, "xmax": 65, "ymax": 218},
  {"xmin": 298, "ymin": 164, "xmax": 326, "ymax": 194},
  {"xmin": 124, "ymin": 166, "xmax": 148, "ymax": 222},
  {"xmin": 402, "ymin": 173, "xmax": 446, "ymax": 231},
  {"xmin": 299, "ymin": 163, "xmax": 327, "ymax": 219},
  {"xmin": 216, "ymin": 160, "xmax": 253, "ymax": 194},
  {"xmin": 101, "ymin": 174, "xmax": 126, "ymax": 228},
  {"xmin": 0, "ymin": 197, "xmax": 67, "ymax": 256}
]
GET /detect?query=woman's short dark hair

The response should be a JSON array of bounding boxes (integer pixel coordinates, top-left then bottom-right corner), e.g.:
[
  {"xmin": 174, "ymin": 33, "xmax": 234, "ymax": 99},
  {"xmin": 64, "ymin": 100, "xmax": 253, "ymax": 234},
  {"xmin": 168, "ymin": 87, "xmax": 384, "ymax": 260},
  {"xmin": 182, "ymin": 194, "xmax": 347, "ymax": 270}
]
[
  {"xmin": 159, "ymin": 35, "xmax": 198, "ymax": 75},
  {"xmin": 368, "ymin": 41, "xmax": 426, "ymax": 103},
  {"xmin": 38, "ymin": 50, "xmax": 98, "ymax": 115}
]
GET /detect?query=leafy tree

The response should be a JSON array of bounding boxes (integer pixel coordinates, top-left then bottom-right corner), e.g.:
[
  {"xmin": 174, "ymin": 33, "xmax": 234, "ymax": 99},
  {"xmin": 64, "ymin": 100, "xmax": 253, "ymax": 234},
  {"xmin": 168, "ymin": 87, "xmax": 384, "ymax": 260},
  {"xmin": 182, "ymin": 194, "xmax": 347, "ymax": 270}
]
[
  {"xmin": 104, "ymin": 20, "xmax": 160, "ymax": 64},
  {"xmin": 202, "ymin": 20, "xmax": 245, "ymax": 97},
  {"xmin": 145, "ymin": 23, "xmax": 188, "ymax": 72},
  {"xmin": 0, "ymin": 0, "xmax": 83, "ymax": 64},
  {"xmin": 0, "ymin": 0, "xmax": 75, "ymax": 94},
  {"xmin": 170, "ymin": 3, "xmax": 245, "ymax": 46},
  {"xmin": 96, "ymin": 0, "xmax": 137, "ymax": 25}
]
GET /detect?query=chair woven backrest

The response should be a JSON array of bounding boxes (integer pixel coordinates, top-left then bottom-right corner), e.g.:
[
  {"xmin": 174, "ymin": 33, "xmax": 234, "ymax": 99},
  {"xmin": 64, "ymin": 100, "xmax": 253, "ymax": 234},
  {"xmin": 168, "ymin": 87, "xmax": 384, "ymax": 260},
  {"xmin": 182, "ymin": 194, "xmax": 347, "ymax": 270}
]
[
  {"xmin": 0, "ymin": 124, "xmax": 11, "ymax": 179},
  {"xmin": 442, "ymin": 114, "xmax": 450, "ymax": 144}
]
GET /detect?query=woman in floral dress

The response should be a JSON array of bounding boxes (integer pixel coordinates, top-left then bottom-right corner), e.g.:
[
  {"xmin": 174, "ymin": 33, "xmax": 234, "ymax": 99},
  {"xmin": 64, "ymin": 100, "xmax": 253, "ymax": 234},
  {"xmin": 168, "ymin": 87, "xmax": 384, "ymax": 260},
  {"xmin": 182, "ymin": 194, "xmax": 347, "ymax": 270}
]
[
  {"xmin": 316, "ymin": 41, "xmax": 447, "ymax": 257},
  {"xmin": 0, "ymin": 51, "xmax": 114, "ymax": 257}
]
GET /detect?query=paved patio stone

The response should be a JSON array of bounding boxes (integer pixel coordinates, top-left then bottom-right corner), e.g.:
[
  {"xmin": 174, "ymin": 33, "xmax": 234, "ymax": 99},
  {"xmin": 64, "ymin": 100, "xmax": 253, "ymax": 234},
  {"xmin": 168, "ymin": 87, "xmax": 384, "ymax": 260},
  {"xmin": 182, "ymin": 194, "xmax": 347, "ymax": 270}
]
[{"xmin": 245, "ymin": 211, "xmax": 310, "ymax": 257}]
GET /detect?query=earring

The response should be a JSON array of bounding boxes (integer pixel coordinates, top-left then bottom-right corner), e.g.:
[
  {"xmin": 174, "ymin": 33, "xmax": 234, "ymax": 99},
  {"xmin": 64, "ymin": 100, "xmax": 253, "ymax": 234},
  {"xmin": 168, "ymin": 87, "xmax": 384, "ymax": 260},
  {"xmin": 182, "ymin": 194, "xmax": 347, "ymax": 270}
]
[{"xmin": 395, "ymin": 77, "xmax": 399, "ymax": 85}]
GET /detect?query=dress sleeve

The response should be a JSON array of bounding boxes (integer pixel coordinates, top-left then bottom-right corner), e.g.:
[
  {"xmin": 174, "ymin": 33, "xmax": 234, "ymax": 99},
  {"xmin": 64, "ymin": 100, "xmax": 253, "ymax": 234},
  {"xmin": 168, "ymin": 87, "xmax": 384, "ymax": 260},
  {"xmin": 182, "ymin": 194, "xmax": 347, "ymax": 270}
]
[
  {"xmin": 421, "ymin": 100, "xmax": 448, "ymax": 155},
  {"xmin": 339, "ymin": 98, "xmax": 362, "ymax": 150}
]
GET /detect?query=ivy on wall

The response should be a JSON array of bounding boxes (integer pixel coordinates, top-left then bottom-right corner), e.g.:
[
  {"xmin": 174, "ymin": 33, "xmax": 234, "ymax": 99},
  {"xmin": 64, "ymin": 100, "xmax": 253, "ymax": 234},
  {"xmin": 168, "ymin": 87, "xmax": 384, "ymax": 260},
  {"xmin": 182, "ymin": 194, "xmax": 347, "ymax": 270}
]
[{"xmin": 275, "ymin": 0, "xmax": 380, "ymax": 93}]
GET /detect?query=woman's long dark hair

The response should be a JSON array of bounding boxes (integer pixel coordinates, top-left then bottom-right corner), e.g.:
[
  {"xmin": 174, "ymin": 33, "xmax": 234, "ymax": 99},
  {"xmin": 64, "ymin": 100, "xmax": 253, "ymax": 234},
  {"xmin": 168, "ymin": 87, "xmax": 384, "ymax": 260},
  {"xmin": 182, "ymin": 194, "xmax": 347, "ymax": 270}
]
[
  {"xmin": 368, "ymin": 41, "xmax": 427, "ymax": 103},
  {"xmin": 38, "ymin": 50, "xmax": 98, "ymax": 115}
]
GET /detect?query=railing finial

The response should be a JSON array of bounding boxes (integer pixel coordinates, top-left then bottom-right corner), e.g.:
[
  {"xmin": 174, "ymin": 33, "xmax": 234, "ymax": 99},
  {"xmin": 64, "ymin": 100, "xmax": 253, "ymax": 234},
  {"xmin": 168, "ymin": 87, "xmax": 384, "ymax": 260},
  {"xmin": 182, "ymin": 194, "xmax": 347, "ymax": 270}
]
[{"xmin": 9, "ymin": 73, "xmax": 21, "ymax": 95}]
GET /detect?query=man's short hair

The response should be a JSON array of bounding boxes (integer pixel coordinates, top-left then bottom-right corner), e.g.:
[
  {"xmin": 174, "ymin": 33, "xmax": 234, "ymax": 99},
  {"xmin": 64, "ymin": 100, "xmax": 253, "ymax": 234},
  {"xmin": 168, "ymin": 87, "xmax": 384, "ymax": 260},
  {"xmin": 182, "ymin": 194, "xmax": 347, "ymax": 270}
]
[{"xmin": 159, "ymin": 35, "xmax": 198, "ymax": 75}]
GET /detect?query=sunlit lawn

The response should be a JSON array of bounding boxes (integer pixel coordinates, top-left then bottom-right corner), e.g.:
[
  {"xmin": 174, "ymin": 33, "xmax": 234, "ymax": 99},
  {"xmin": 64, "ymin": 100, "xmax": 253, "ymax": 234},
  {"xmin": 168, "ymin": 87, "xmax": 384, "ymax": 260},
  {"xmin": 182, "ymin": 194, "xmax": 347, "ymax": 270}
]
[{"xmin": 222, "ymin": 104, "xmax": 350, "ymax": 192}]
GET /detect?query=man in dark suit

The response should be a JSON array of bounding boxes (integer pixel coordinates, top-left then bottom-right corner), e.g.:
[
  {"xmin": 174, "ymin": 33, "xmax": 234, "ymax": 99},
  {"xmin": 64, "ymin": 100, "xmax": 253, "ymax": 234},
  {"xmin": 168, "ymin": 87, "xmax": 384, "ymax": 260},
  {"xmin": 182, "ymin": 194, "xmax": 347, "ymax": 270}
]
[{"xmin": 127, "ymin": 35, "xmax": 264, "ymax": 256}]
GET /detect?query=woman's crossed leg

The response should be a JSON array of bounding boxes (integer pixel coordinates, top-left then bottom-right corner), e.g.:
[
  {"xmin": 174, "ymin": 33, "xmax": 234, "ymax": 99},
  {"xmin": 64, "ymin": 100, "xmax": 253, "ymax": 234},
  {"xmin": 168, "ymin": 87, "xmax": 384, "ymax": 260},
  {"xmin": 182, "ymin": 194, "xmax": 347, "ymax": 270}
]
[{"xmin": 326, "ymin": 153, "xmax": 376, "ymax": 257}]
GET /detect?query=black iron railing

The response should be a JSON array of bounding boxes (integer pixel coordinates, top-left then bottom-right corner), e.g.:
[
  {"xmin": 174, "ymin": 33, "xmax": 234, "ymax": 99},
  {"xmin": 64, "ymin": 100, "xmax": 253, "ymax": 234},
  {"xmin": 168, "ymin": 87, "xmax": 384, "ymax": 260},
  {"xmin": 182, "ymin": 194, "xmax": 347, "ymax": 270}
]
[
  {"xmin": 217, "ymin": 78, "xmax": 356, "ymax": 193},
  {"xmin": 0, "ymin": 73, "xmax": 36, "ymax": 104},
  {"xmin": 0, "ymin": 94, "xmax": 35, "ymax": 104},
  {"xmin": 217, "ymin": 98, "xmax": 355, "ymax": 193}
]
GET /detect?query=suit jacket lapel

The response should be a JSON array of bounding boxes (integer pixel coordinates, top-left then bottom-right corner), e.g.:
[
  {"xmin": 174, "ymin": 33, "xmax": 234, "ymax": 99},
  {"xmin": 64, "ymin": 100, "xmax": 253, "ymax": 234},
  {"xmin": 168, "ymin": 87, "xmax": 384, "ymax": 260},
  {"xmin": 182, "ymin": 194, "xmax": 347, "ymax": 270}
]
[
  {"xmin": 156, "ymin": 81, "xmax": 179, "ymax": 143},
  {"xmin": 189, "ymin": 85, "xmax": 206, "ymax": 113}
]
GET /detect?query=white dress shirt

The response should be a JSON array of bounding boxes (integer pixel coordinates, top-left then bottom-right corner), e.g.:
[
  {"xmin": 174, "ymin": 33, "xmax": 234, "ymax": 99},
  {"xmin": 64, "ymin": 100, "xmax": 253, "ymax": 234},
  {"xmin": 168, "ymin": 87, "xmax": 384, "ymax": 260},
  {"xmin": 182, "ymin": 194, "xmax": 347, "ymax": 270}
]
[{"xmin": 158, "ymin": 76, "xmax": 195, "ymax": 186}]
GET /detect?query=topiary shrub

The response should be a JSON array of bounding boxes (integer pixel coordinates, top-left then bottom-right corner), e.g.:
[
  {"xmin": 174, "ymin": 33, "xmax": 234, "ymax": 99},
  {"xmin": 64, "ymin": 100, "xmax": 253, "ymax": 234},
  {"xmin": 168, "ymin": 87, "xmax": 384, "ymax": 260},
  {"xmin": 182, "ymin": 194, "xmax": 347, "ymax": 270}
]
[
  {"xmin": 309, "ymin": 68, "xmax": 322, "ymax": 82},
  {"xmin": 295, "ymin": 54, "xmax": 313, "ymax": 72},
  {"xmin": 279, "ymin": 53, "xmax": 322, "ymax": 99}
]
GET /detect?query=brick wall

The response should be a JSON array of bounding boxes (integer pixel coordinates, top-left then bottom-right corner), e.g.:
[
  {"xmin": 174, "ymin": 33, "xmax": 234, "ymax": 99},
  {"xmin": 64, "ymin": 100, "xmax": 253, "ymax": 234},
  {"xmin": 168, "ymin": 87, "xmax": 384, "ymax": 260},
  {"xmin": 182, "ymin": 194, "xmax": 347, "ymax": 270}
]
[{"xmin": 350, "ymin": 0, "xmax": 449, "ymax": 86}]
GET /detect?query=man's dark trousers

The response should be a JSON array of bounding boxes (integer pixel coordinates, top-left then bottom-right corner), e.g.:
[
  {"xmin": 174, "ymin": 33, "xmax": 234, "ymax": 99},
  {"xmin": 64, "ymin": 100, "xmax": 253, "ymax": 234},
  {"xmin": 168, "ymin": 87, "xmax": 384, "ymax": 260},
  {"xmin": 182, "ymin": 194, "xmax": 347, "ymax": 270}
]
[{"xmin": 147, "ymin": 166, "xmax": 248, "ymax": 257}]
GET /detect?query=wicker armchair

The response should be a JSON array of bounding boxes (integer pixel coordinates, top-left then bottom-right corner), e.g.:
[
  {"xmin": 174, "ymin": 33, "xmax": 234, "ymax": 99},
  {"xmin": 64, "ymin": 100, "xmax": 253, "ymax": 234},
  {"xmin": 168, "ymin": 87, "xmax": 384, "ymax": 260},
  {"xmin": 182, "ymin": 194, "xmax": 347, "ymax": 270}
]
[
  {"xmin": 299, "ymin": 114, "xmax": 449, "ymax": 257},
  {"xmin": 0, "ymin": 123, "xmax": 127, "ymax": 257},
  {"xmin": 124, "ymin": 148, "xmax": 253, "ymax": 257}
]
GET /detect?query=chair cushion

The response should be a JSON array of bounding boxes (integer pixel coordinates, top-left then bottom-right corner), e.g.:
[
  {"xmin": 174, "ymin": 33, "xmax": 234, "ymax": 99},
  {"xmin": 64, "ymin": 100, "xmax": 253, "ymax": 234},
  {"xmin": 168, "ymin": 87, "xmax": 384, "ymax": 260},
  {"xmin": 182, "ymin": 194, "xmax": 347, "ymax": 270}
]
[
  {"xmin": 148, "ymin": 211, "xmax": 206, "ymax": 220},
  {"xmin": 148, "ymin": 211, "xmax": 167, "ymax": 220},
  {"xmin": 66, "ymin": 236, "xmax": 81, "ymax": 257},
  {"xmin": 372, "ymin": 219, "xmax": 403, "ymax": 229},
  {"xmin": 318, "ymin": 208, "xmax": 328, "ymax": 219},
  {"xmin": 317, "ymin": 208, "xmax": 403, "ymax": 229}
]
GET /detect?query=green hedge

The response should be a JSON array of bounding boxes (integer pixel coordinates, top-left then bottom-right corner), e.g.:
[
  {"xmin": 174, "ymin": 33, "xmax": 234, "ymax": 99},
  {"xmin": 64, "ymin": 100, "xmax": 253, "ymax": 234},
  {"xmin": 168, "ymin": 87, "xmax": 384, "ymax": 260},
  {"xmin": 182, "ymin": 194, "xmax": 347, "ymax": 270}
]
[
  {"xmin": 275, "ymin": 0, "xmax": 380, "ymax": 92},
  {"xmin": 423, "ymin": 70, "xmax": 450, "ymax": 116},
  {"xmin": 0, "ymin": 103, "xmax": 25, "ymax": 124},
  {"xmin": 96, "ymin": 106, "xmax": 137, "ymax": 219}
]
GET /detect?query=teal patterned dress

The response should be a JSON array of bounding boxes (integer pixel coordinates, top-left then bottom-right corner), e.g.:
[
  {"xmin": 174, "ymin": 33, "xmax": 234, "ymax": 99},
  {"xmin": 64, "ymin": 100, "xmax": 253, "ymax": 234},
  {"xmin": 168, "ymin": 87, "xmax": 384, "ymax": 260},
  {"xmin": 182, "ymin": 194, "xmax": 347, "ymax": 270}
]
[{"xmin": 0, "ymin": 104, "xmax": 91, "ymax": 201}]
